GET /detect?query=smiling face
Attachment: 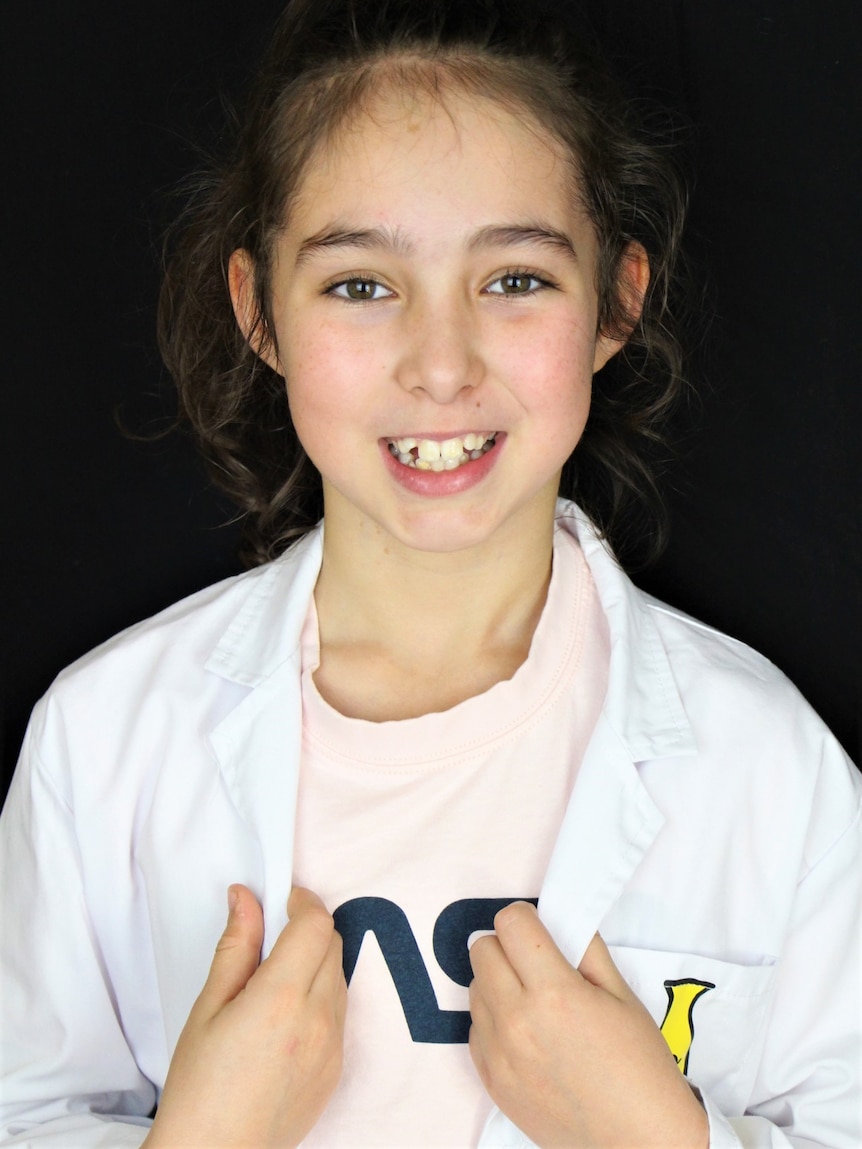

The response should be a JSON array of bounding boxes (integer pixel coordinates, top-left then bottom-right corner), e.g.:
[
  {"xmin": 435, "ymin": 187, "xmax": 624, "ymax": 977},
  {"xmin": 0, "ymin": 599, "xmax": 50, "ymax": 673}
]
[{"xmin": 233, "ymin": 86, "xmax": 631, "ymax": 559}]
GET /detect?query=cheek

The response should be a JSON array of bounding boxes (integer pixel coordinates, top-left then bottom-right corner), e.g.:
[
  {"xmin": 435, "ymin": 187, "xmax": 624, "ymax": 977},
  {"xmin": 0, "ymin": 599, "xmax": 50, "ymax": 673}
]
[
  {"xmin": 282, "ymin": 328, "xmax": 367, "ymax": 420},
  {"xmin": 502, "ymin": 323, "xmax": 595, "ymax": 417}
]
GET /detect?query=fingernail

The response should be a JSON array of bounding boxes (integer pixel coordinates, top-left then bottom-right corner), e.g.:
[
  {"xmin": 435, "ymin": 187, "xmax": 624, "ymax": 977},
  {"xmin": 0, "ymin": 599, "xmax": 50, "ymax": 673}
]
[
  {"xmin": 227, "ymin": 885, "xmax": 239, "ymax": 915},
  {"xmin": 495, "ymin": 900, "xmax": 537, "ymax": 928},
  {"xmin": 468, "ymin": 929, "xmax": 495, "ymax": 949}
]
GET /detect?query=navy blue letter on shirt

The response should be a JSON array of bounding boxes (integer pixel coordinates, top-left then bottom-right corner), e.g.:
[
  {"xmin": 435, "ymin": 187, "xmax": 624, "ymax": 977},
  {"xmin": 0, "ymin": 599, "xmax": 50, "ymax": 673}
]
[{"xmin": 333, "ymin": 896, "xmax": 537, "ymax": 1044}]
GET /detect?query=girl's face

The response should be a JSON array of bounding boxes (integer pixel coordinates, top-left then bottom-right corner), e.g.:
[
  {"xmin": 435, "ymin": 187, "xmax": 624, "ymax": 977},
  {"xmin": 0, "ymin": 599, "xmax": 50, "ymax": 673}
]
[{"xmin": 238, "ymin": 88, "xmax": 633, "ymax": 558}]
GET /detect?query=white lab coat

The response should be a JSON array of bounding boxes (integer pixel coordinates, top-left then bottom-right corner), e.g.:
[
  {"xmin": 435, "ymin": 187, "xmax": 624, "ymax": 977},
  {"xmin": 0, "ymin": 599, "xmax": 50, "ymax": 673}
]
[{"xmin": 1, "ymin": 502, "xmax": 859, "ymax": 1148}]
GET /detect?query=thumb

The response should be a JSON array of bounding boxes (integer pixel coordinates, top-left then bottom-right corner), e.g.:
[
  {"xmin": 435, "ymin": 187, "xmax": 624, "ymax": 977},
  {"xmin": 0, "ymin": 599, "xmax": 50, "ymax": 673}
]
[{"xmin": 195, "ymin": 884, "xmax": 264, "ymax": 1019}]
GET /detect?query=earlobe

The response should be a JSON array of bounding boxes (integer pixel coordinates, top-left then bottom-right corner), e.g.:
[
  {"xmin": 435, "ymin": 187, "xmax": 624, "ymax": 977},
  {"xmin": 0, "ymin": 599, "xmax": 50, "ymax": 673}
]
[
  {"xmin": 228, "ymin": 249, "xmax": 281, "ymax": 374},
  {"xmin": 592, "ymin": 241, "xmax": 651, "ymax": 373}
]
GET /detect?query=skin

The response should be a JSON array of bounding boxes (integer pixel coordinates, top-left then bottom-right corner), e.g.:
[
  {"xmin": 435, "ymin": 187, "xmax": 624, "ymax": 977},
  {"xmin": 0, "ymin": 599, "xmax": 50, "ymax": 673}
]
[
  {"xmin": 144, "ymin": 887, "xmax": 346, "ymax": 1149},
  {"xmin": 149, "ymin": 86, "xmax": 707, "ymax": 1146},
  {"xmin": 230, "ymin": 86, "xmax": 646, "ymax": 721},
  {"xmin": 256, "ymin": 92, "xmax": 618, "ymax": 564},
  {"xmin": 469, "ymin": 903, "xmax": 708, "ymax": 1148}
]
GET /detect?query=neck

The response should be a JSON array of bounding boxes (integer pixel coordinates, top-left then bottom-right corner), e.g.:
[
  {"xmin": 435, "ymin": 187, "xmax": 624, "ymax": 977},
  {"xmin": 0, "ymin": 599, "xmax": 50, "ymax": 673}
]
[{"xmin": 311, "ymin": 493, "xmax": 557, "ymax": 720}]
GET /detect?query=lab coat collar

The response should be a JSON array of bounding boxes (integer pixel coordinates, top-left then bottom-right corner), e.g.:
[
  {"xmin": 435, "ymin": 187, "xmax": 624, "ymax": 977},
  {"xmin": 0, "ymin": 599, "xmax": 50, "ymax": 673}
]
[
  {"xmin": 203, "ymin": 528, "xmax": 323, "ymax": 952},
  {"xmin": 204, "ymin": 526, "xmax": 323, "ymax": 686},
  {"xmin": 539, "ymin": 504, "xmax": 697, "ymax": 971},
  {"xmin": 556, "ymin": 502, "xmax": 696, "ymax": 763}
]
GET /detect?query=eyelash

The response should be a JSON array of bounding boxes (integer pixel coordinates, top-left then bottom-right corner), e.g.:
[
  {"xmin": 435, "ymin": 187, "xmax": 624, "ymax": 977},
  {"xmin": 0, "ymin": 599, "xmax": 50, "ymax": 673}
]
[
  {"xmin": 323, "ymin": 274, "xmax": 395, "ymax": 302},
  {"xmin": 482, "ymin": 268, "xmax": 558, "ymax": 298},
  {"xmin": 322, "ymin": 267, "xmax": 558, "ymax": 303}
]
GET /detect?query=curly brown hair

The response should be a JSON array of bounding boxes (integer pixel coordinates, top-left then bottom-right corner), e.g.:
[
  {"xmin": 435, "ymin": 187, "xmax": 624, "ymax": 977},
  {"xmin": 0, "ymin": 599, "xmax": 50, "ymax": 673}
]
[{"xmin": 158, "ymin": 0, "xmax": 689, "ymax": 568}]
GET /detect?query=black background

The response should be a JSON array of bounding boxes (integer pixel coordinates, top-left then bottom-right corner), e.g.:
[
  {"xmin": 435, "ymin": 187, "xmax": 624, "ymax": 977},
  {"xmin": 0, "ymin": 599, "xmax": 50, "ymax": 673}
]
[{"xmin": 2, "ymin": 1, "xmax": 860, "ymax": 799}]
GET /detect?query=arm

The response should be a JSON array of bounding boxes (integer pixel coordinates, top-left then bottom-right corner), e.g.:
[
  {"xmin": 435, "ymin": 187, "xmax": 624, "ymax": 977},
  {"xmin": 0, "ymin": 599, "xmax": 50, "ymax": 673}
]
[
  {"xmin": 713, "ymin": 793, "xmax": 862, "ymax": 1148},
  {"xmin": 0, "ymin": 717, "xmax": 155, "ymax": 1147},
  {"xmin": 1, "ymin": 710, "xmax": 347, "ymax": 1149}
]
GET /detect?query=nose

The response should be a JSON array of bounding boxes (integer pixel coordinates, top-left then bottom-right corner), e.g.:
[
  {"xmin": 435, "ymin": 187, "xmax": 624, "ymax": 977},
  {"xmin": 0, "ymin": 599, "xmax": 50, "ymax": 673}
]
[{"xmin": 394, "ymin": 297, "xmax": 484, "ymax": 402}]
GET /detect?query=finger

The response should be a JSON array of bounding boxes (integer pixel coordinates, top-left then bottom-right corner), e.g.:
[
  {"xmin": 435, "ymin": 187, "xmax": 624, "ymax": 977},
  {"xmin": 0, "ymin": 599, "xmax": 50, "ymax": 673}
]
[
  {"xmin": 195, "ymin": 884, "xmax": 264, "ymax": 1019},
  {"xmin": 491, "ymin": 901, "xmax": 570, "ymax": 987},
  {"xmin": 469, "ymin": 933, "xmax": 522, "ymax": 996},
  {"xmin": 576, "ymin": 932, "xmax": 632, "ymax": 1000},
  {"xmin": 287, "ymin": 885, "xmax": 332, "ymax": 923},
  {"xmin": 468, "ymin": 1016, "xmax": 492, "ymax": 1090},
  {"xmin": 309, "ymin": 928, "xmax": 347, "ymax": 1006},
  {"xmin": 467, "ymin": 983, "xmax": 499, "ymax": 1095},
  {"xmin": 468, "ymin": 969, "xmax": 497, "ymax": 1028},
  {"xmin": 260, "ymin": 886, "xmax": 336, "ymax": 990}
]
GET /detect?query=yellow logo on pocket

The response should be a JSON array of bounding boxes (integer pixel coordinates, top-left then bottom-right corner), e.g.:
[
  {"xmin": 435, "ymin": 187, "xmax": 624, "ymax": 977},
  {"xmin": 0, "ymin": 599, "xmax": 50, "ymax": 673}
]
[{"xmin": 660, "ymin": 979, "xmax": 715, "ymax": 1074}]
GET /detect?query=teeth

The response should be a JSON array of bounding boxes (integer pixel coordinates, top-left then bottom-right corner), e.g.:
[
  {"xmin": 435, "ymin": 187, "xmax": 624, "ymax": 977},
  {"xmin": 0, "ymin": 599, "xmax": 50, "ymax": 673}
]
[
  {"xmin": 417, "ymin": 439, "xmax": 441, "ymax": 462},
  {"xmin": 388, "ymin": 433, "xmax": 497, "ymax": 472}
]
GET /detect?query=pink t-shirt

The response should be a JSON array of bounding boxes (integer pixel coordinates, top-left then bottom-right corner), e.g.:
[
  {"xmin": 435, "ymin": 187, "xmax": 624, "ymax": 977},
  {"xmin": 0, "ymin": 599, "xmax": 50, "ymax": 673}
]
[{"xmin": 294, "ymin": 527, "xmax": 609, "ymax": 1147}]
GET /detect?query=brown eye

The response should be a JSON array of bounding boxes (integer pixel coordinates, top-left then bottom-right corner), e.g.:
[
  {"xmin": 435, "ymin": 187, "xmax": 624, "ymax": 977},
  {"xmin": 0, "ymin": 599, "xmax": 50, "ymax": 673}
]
[
  {"xmin": 485, "ymin": 272, "xmax": 547, "ymax": 296},
  {"xmin": 345, "ymin": 279, "xmax": 375, "ymax": 300},
  {"xmin": 329, "ymin": 277, "xmax": 393, "ymax": 301},
  {"xmin": 501, "ymin": 274, "xmax": 532, "ymax": 294}
]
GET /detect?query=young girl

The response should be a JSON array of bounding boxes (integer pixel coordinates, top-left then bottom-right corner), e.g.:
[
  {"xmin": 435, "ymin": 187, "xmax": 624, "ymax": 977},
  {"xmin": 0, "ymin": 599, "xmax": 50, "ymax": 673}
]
[{"xmin": 1, "ymin": 0, "xmax": 859, "ymax": 1146}]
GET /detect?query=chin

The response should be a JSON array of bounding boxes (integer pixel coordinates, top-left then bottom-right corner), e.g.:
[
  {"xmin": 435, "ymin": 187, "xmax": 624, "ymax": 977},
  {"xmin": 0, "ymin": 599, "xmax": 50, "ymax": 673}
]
[{"xmin": 383, "ymin": 499, "xmax": 528, "ymax": 558}]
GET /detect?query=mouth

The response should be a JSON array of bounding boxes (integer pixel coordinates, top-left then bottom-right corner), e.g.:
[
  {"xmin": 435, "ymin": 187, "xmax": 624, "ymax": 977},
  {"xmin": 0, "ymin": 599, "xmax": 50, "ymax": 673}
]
[{"xmin": 386, "ymin": 432, "xmax": 498, "ymax": 472}]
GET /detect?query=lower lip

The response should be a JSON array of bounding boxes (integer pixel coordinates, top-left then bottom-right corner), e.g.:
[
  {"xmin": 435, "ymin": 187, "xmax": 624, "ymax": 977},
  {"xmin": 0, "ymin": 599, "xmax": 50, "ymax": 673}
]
[{"xmin": 380, "ymin": 435, "xmax": 506, "ymax": 497}]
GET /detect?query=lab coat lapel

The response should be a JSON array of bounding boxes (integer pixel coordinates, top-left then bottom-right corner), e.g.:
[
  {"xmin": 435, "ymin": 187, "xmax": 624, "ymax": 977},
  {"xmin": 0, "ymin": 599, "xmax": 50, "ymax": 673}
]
[
  {"xmin": 539, "ymin": 505, "xmax": 697, "ymax": 966},
  {"xmin": 207, "ymin": 660, "xmax": 303, "ymax": 955},
  {"xmin": 538, "ymin": 713, "xmax": 665, "ymax": 967},
  {"xmin": 478, "ymin": 726, "xmax": 666, "ymax": 1149},
  {"xmin": 479, "ymin": 507, "xmax": 698, "ymax": 1148},
  {"xmin": 205, "ymin": 528, "xmax": 324, "ymax": 956}
]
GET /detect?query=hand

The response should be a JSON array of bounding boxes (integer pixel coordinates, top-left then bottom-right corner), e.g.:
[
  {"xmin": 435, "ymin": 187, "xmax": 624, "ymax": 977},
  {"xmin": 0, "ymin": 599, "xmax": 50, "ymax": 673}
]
[
  {"xmin": 468, "ymin": 903, "xmax": 708, "ymax": 1149},
  {"xmin": 145, "ymin": 886, "xmax": 347, "ymax": 1149}
]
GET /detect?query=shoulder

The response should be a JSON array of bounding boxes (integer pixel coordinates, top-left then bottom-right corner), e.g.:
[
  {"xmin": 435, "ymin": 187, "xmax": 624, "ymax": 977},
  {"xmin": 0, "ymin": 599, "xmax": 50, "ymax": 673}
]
[
  {"xmin": 638, "ymin": 583, "xmax": 836, "ymax": 753},
  {"xmin": 558, "ymin": 488, "xmax": 862, "ymax": 863},
  {"xmin": 560, "ymin": 499, "xmax": 832, "ymax": 741},
  {"xmin": 27, "ymin": 527, "xmax": 322, "ymax": 761},
  {"xmin": 639, "ymin": 591, "xmax": 861, "ymax": 868},
  {"xmin": 49, "ymin": 563, "xmax": 271, "ymax": 692},
  {"xmin": 642, "ymin": 591, "xmax": 794, "ymax": 696}
]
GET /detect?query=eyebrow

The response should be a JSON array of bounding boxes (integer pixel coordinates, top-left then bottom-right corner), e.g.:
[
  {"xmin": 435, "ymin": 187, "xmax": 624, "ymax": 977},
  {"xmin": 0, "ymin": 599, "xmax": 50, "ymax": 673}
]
[
  {"xmin": 467, "ymin": 224, "xmax": 578, "ymax": 262},
  {"xmin": 293, "ymin": 221, "xmax": 578, "ymax": 267},
  {"xmin": 294, "ymin": 224, "xmax": 414, "ymax": 267}
]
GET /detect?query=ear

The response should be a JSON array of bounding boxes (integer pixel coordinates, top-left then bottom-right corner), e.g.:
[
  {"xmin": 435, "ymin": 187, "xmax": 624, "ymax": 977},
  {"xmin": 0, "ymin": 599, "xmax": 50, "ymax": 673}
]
[
  {"xmin": 592, "ymin": 241, "xmax": 651, "ymax": 373},
  {"xmin": 228, "ymin": 249, "xmax": 281, "ymax": 374}
]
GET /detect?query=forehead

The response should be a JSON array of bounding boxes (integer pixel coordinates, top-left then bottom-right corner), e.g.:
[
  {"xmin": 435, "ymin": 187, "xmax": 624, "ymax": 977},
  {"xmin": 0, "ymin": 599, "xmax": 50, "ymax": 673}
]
[{"xmin": 285, "ymin": 86, "xmax": 587, "ymax": 246}]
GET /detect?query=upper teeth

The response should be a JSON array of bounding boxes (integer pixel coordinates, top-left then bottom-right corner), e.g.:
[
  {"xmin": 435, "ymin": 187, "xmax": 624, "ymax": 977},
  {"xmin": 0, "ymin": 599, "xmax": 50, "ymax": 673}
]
[
  {"xmin": 388, "ymin": 432, "xmax": 497, "ymax": 471},
  {"xmin": 395, "ymin": 433, "xmax": 493, "ymax": 459}
]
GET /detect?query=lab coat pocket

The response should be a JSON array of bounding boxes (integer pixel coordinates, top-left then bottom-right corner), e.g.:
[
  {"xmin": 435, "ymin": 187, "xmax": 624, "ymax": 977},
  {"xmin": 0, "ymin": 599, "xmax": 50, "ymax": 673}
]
[{"xmin": 607, "ymin": 944, "xmax": 777, "ymax": 1115}]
